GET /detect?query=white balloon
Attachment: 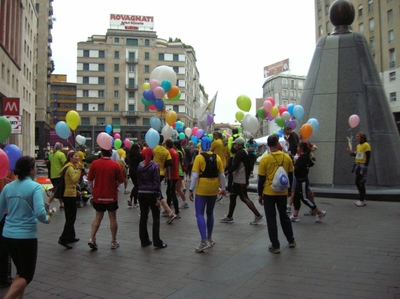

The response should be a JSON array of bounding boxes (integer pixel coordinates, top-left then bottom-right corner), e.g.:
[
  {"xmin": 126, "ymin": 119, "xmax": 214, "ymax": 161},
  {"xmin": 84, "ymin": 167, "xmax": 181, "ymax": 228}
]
[
  {"xmin": 241, "ymin": 114, "xmax": 259, "ymax": 134},
  {"xmin": 150, "ymin": 65, "xmax": 177, "ymax": 86},
  {"xmin": 75, "ymin": 134, "xmax": 83, "ymax": 145},
  {"xmin": 161, "ymin": 124, "xmax": 173, "ymax": 139},
  {"xmin": 185, "ymin": 127, "xmax": 192, "ymax": 138},
  {"xmin": 282, "ymin": 111, "xmax": 291, "ymax": 121}
]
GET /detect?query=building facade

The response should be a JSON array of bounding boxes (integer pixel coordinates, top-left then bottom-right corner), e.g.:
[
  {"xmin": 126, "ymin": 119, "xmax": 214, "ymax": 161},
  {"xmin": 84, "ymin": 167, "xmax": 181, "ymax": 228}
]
[
  {"xmin": 315, "ymin": 0, "xmax": 400, "ymax": 130},
  {"xmin": 75, "ymin": 28, "xmax": 201, "ymax": 152},
  {"xmin": 0, "ymin": 0, "xmax": 39, "ymax": 157}
]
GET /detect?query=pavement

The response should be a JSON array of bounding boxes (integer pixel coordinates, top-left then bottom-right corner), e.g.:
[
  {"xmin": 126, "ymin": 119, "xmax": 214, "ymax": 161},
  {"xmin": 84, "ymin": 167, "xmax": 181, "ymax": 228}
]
[{"xmin": 1, "ymin": 171, "xmax": 400, "ymax": 299}]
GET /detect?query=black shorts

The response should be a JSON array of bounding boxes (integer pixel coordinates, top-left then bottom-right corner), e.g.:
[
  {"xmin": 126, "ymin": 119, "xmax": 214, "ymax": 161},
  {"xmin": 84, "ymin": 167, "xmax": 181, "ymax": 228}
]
[
  {"xmin": 4, "ymin": 238, "xmax": 37, "ymax": 284},
  {"xmin": 92, "ymin": 201, "xmax": 118, "ymax": 212},
  {"xmin": 50, "ymin": 178, "xmax": 60, "ymax": 190}
]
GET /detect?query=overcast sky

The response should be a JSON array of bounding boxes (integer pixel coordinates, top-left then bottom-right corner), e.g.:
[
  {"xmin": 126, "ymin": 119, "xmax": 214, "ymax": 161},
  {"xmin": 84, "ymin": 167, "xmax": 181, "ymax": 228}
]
[{"xmin": 51, "ymin": 0, "xmax": 317, "ymax": 124}]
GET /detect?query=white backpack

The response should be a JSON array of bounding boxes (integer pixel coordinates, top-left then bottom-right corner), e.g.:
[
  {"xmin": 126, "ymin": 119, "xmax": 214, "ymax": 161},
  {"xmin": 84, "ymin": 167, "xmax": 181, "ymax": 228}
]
[{"xmin": 271, "ymin": 154, "xmax": 290, "ymax": 192}]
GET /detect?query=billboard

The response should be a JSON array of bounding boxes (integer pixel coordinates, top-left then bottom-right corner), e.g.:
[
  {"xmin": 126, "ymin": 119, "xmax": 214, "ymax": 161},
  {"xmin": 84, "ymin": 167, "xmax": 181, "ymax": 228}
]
[
  {"xmin": 110, "ymin": 14, "xmax": 154, "ymax": 31},
  {"xmin": 263, "ymin": 59, "xmax": 290, "ymax": 78}
]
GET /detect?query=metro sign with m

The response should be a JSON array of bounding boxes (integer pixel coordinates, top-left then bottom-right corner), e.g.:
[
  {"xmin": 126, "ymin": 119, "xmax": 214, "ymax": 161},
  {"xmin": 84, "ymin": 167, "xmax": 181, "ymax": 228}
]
[{"xmin": 3, "ymin": 98, "xmax": 20, "ymax": 115}]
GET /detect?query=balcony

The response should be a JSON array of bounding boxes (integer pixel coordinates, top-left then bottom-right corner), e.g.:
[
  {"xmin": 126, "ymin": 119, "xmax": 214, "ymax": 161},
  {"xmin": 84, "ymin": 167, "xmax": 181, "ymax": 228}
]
[
  {"xmin": 48, "ymin": 47, "xmax": 52, "ymax": 57},
  {"xmin": 48, "ymin": 33, "xmax": 52, "ymax": 43},
  {"xmin": 121, "ymin": 111, "xmax": 139, "ymax": 117},
  {"xmin": 49, "ymin": 5, "xmax": 53, "ymax": 16},
  {"xmin": 126, "ymin": 58, "xmax": 138, "ymax": 64},
  {"xmin": 48, "ymin": 18, "xmax": 53, "ymax": 29},
  {"xmin": 389, "ymin": 61, "xmax": 395, "ymax": 68},
  {"xmin": 126, "ymin": 84, "xmax": 138, "ymax": 90}
]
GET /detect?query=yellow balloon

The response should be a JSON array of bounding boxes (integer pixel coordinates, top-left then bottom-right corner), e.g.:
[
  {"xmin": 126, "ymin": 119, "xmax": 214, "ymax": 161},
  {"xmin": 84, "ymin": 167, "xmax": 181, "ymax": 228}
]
[
  {"xmin": 165, "ymin": 110, "xmax": 177, "ymax": 126},
  {"xmin": 270, "ymin": 106, "xmax": 279, "ymax": 118},
  {"xmin": 66, "ymin": 110, "xmax": 80, "ymax": 130},
  {"xmin": 236, "ymin": 95, "xmax": 251, "ymax": 112},
  {"xmin": 142, "ymin": 82, "xmax": 150, "ymax": 90},
  {"xmin": 235, "ymin": 111, "xmax": 245, "ymax": 122}
]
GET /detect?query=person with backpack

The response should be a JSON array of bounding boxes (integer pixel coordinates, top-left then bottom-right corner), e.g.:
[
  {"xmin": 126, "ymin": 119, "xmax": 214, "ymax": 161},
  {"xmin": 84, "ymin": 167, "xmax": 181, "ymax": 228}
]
[
  {"xmin": 289, "ymin": 142, "xmax": 326, "ymax": 223},
  {"xmin": 257, "ymin": 135, "xmax": 295, "ymax": 254},
  {"xmin": 189, "ymin": 137, "xmax": 226, "ymax": 253},
  {"xmin": 220, "ymin": 137, "xmax": 264, "ymax": 225}
]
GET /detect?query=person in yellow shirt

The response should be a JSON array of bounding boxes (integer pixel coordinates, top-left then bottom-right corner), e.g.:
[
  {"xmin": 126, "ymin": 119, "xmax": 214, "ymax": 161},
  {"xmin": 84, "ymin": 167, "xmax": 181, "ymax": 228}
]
[
  {"xmin": 211, "ymin": 132, "xmax": 227, "ymax": 169},
  {"xmin": 76, "ymin": 145, "xmax": 86, "ymax": 166},
  {"xmin": 257, "ymin": 135, "xmax": 295, "ymax": 254},
  {"xmin": 189, "ymin": 136, "xmax": 226, "ymax": 253}
]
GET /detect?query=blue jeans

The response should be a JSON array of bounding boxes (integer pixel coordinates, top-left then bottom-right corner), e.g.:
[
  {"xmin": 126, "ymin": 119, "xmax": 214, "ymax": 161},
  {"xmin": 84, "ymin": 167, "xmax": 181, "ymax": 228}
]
[{"xmin": 262, "ymin": 194, "xmax": 295, "ymax": 249}]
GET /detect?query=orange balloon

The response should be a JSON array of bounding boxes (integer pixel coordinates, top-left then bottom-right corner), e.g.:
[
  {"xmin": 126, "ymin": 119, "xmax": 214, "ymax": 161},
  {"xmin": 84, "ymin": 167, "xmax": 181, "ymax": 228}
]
[
  {"xmin": 165, "ymin": 110, "xmax": 177, "ymax": 126},
  {"xmin": 300, "ymin": 124, "xmax": 313, "ymax": 139},
  {"xmin": 167, "ymin": 86, "xmax": 179, "ymax": 99}
]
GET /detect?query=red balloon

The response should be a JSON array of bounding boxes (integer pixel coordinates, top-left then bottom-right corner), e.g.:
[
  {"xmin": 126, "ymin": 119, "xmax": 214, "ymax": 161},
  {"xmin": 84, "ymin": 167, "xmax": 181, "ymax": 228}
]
[
  {"xmin": 266, "ymin": 97, "xmax": 275, "ymax": 106},
  {"xmin": 279, "ymin": 105, "xmax": 287, "ymax": 116}
]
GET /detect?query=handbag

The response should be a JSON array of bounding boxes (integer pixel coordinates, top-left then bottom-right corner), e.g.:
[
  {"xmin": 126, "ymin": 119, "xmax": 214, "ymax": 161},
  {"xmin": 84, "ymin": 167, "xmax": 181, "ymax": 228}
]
[{"xmin": 54, "ymin": 166, "xmax": 69, "ymax": 199}]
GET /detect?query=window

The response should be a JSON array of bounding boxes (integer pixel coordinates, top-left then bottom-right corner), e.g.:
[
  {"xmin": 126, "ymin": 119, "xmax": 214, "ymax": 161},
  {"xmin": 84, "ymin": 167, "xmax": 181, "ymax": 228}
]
[
  {"xmin": 114, "ymin": 104, "xmax": 119, "ymax": 111},
  {"xmin": 145, "ymin": 39, "xmax": 150, "ymax": 46},
  {"xmin": 389, "ymin": 48, "xmax": 395, "ymax": 67},
  {"xmin": 319, "ymin": 25, "xmax": 323, "ymax": 36},
  {"xmin": 114, "ymin": 51, "xmax": 119, "ymax": 58},
  {"xmin": 114, "ymin": 64, "xmax": 119, "ymax": 72},
  {"xmin": 388, "ymin": 30, "xmax": 394, "ymax": 43},
  {"xmin": 128, "ymin": 65, "xmax": 134, "ymax": 73},
  {"xmin": 128, "ymin": 104, "xmax": 135, "ymax": 111},
  {"xmin": 173, "ymin": 105, "xmax": 179, "ymax": 113},
  {"xmin": 98, "ymin": 64, "xmax": 105, "ymax": 71},
  {"xmin": 98, "ymin": 104, "xmax": 104, "ymax": 111},
  {"xmin": 144, "ymin": 52, "xmax": 150, "ymax": 60},
  {"xmin": 112, "ymin": 118, "xmax": 120, "ymax": 125},
  {"xmin": 389, "ymin": 72, "xmax": 396, "ymax": 81},
  {"xmin": 128, "ymin": 52, "xmax": 136, "ymax": 62},
  {"xmin": 173, "ymin": 54, "xmax": 179, "ymax": 61},
  {"xmin": 83, "ymin": 63, "xmax": 89, "ymax": 71},
  {"xmin": 318, "ymin": 8, "xmax": 322, "ymax": 20},
  {"xmin": 83, "ymin": 90, "xmax": 89, "ymax": 97},
  {"xmin": 389, "ymin": 92, "xmax": 396, "ymax": 102},
  {"xmin": 83, "ymin": 77, "xmax": 89, "ymax": 84},
  {"xmin": 144, "ymin": 65, "xmax": 150, "ymax": 73},
  {"xmin": 369, "ymin": 18, "xmax": 374, "ymax": 31},
  {"xmin": 97, "ymin": 117, "xmax": 105, "ymax": 125},
  {"xmin": 127, "ymin": 39, "xmax": 138, "ymax": 46},
  {"xmin": 173, "ymin": 66, "xmax": 179, "ymax": 73},
  {"xmin": 325, "ymin": 4, "xmax": 329, "ymax": 15},
  {"xmin": 359, "ymin": 23, "xmax": 364, "ymax": 35},
  {"xmin": 114, "ymin": 77, "xmax": 119, "ymax": 85},
  {"xmin": 81, "ymin": 117, "xmax": 90, "ymax": 125},
  {"xmin": 358, "ymin": 4, "xmax": 363, "ymax": 17},
  {"xmin": 387, "ymin": 9, "xmax": 393, "ymax": 23},
  {"xmin": 115, "ymin": 37, "xmax": 119, "ymax": 44},
  {"xmin": 98, "ymin": 90, "xmax": 105, "ymax": 98},
  {"xmin": 128, "ymin": 78, "xmax": 135, "ymax": 87},
  {"xmin": 282, "ymin": 78, "xmax": 288, "ymax": 88},
  {"xmin": 82, "ymin": 104, "xmax": 88, "ymax": 111},
  {"xmin": 143, "ymin": 118, "xmax": 150, "ymax": 126},
  {"xmin": 282, "ymin": 89, "xmax": 288, "ymax": 98},
  {"xmin": 127, "ymin": 118, "xmax": 136, "ymax": 125},
  {"xmin": 368, "ymin": 0, "xmax": 373, "ymax": 12},
  {"xmin": 98, "ymin": 77, "xmax": 105, "ymax": 85},
  {"xmin": 290, "ymin": 90, "xmax": 295, "ymax": 100},
  {"xmin": 158, "ymin": 53, "xmax": 165, "ymax": 61},
  {"xmin": 290, "ymin": 80, "xmax": 295, "ymax": 89},
  {"xmin": 98, "ymin": 50, "xmax": 105, "ymax": 58},
  {"xmin": 128, "ymin": 91, "xmax": 135, "ymax": 98},
  {"xmin": 83, "ymin": 50, "xmax": 89, "ymax": 57},
  {"xmin": 298, "ymin": 81, "xmax": 304, "ymax": 89},
  {"xmin": 114, "ymin": 91, "xmax": 119, "ymax": 98},
  {"xmin": 370, "ymin": 37, "xmax": 375, "ymax": 50}
]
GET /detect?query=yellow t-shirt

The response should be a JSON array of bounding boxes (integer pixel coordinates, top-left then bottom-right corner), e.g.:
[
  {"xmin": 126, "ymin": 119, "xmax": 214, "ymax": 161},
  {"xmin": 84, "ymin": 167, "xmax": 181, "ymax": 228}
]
[
  {"xmin": 153, "ymin": 145, "xmax": 172, "ymax": 176},
  {"xmin": 355, "ymin": 142, "xmax": 371, "ymax": 164},
  {"xmin": 192, "ymin": 151, "xmax": 224, "ymax": 196},
  {"xmin": 117, "ymin": 148, "xmax": 126, "ymax": 160},
  {"xmin": 77, "ymin": 150, "xmax": 85, "ymax": 164},
  {"xmin": 210, "ymin": 139, "xmax": 227, "ymax": 168},
  {"xmin": 258, "ymin": 151, "xmax": 294, "ymax": 196}
]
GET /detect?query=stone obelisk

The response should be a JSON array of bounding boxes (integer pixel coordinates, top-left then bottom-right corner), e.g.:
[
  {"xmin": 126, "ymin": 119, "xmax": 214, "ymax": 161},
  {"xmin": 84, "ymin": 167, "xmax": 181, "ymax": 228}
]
[{"xmin": 299, "ymin": 0, "xmax": 400, "ymax": 200}]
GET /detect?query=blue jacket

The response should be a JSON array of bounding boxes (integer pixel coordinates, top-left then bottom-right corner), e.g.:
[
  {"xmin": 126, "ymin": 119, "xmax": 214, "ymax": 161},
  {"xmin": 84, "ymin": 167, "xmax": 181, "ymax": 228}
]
[
  {"xmin": 0, "ymin": 177, "xmax": 49, "ymax": 239},
  {"xmin": 137, "ymin": 161, "xmax": 161, "ymax": 197}
]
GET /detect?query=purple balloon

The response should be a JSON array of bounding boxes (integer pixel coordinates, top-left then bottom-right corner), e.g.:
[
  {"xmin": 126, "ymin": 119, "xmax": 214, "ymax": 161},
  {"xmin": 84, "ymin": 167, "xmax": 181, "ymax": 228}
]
[
  {"xmin": 289, "ymin": 120, "xmax": 297, "ymax": 130},
  {"xmin": 207, "ymin": 114, "xmax": 214, "ymax": 126},
  {"xmin": 195, "ymin": 129, "xmax": 204, "ymax": 139},
  {"xmin": 267, "ymin": 113, "xmax": 275, "ymax": 121}
]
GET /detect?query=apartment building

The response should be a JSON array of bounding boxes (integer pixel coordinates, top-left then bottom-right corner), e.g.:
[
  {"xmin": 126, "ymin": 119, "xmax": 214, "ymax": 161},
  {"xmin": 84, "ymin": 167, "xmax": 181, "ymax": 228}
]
[
  {"xmin": 75, "ymin": 21, "xmax": 201, "ymax": 151},
  {"xmin": 0, "ymin": 0, "xmax": 39, "ymax": 157},
  {"xmin": 315, "ymin": 0, "xmax": 400, "ymax": 129}
]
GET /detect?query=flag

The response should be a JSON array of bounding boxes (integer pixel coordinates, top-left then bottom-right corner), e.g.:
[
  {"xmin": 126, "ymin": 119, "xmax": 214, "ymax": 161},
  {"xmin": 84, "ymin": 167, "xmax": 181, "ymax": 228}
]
[{"xmin": 197, "ymin": 92, "xmax": 218, "ymax": 132}]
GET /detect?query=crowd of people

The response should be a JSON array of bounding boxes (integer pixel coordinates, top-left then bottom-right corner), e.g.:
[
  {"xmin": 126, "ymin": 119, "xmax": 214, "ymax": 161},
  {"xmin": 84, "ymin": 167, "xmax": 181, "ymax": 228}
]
[{"xmin": 0, "ymin": 127, "xmax": 371, "ymax": 297}]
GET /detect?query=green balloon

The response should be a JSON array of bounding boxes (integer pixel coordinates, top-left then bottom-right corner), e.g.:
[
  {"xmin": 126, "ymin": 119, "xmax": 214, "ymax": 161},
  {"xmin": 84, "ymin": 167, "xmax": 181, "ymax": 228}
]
[
  {"xmin": 275, "ymin": 117, "xmax": 285, "ymax": 128},
  {"xmin": 257, "ymin": 108, "xmax": 266, "ymax": 119},
  {"xmin": 114, "ymin": 139, "xmax": 122, "ymax": 149},
  {"xmin": 0, "ymin": 116, "xmax": 12, "ymax": 143},
  {"xmin": 141, "ymin": 97, "xmax": 153, "ymax": 106},
  {"xmin": 208, "ymin": 134, "xmax": 214, "ymax": 141},
  {"xmin": 236, "ymin": 95, "xmax": 251, "ymax": 112},
  {"xmin": 235, "ymin": 111, "xmax": 244, "ymax": 122},
  {"xmin": 170, "ymin": 91, "xmax": 181, "ymax": 101}
]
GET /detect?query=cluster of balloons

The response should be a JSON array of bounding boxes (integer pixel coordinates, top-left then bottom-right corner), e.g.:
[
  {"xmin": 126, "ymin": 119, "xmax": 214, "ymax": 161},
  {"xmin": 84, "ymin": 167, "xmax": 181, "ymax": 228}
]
[
  {"xmin": 55, "ymin": 110, "xmax": 81, "ymax": 140},
  {"xmin": 141, "ymin": 65, "xmax": 180, "ymax": 111},
  {"xmin": 0, "ymin": 116, "xmax": 12, "ymax": 143},
  {"xmin": 0, "ymin": 144, "xmax": 22, "ymax": 179},
  {"xmin": 96, "ymin": 131, "xmax": 133, "ymax": 151},
  {"xmin": 235, "ymin": 95, "xmax": 259, "ymax": 134}
]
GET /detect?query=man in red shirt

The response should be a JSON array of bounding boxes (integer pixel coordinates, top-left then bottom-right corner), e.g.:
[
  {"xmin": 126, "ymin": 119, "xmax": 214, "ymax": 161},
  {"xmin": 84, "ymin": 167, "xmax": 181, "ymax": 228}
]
[
  {"xmin": 87, "ymin": 149, "xmax": 125, "ymax": 250},
  {"xmin": 165, "ymin": 139, "xmax": 180, "ymax": 217}
]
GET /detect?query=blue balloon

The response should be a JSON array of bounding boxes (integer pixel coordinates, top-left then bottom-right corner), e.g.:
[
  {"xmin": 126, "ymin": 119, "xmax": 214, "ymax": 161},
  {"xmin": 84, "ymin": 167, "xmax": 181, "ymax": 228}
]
[
  {"xmin": 145, "ymin": 130, "xmax": 160, "ymax": 149},
  {"xmin": 307, "ymin": 118, "xmax": 319, "ymax": 133},
  {"xmin": 150, "ymin": 116, "xmax": 161, "ymax": 131},
  {"xmin": 293, "ymin": 105, "xmax": 304, "ymax": 120},
  {"xmin": 81, "ymin": 136, "xmax": 86, "ymax": 145},
  {"xmin": 105, "ymin": 124, "xmax": 112, "ymax": 134},
  {"xmin": 287, "ymin": 104, "xmax": 295, "ymax": 116},
  {"xmin": 154, "ymin": 99, "xmax": 164, "ymax": 111},
  {"xmin": 160, "ymin": 80, "xmax": 172, "ymax": 93},
  {"xmin": 143, "ymin": 90, "xmax": 155, "ymax": 101},
  {"xmin": 4, "ymin": 144, "xmax": 22, "ymax": 171},
  {"xmin": 55, "ymin": 121, "xmax": 71, "ymax": 139}
]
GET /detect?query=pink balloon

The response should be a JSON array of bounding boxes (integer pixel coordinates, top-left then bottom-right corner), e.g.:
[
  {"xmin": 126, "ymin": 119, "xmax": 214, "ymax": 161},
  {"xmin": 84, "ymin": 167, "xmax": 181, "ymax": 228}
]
[
  {"xmin": 153, "ymin": 86, "xmax": 165, "ymax": 99},
  {"xmin": 114, "ymin": 133, "xmax": 120, "ymax": 140},
  {"xmin": 150, "ymin": 79, "xmax": 160, "ymax": 90},
  {"xmin": 97, "ymin": 132, "xmax": 112, "ymax": 150},
  {"xmin": 192, "ymin": 127, "xmax": 198, "ymax": 137},
  {"xmin": 263, "ymin": 100, "xmax": 272, "ymax": 112},
  {"xmin": 195, "ymin": 129, "xmax": 204, "ymax": 139},
  {"xmin": 0, "ymin": 149, "xmax": 10, "ymax": 179},
  {"xmin": 266, "ymin": 97, "xmax": 275, "ymax": 106},
  {"xmin": 149, "ymin": 104, "xmax": 156, "ymax": 111},
  {"xmin": 123, "ymin": 138, "xmax": 131, "ymax": 148},
  {"xmin": 348, "ymin": 114, "xmax": 360, "ymax": 128}
]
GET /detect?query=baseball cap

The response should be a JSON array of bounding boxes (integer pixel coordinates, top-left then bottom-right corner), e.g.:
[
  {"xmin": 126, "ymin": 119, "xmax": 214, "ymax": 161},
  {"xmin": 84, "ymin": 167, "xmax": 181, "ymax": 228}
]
[{"xmin": 233, "ymin": 138, "xmax": 245, "ymax": 145}]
